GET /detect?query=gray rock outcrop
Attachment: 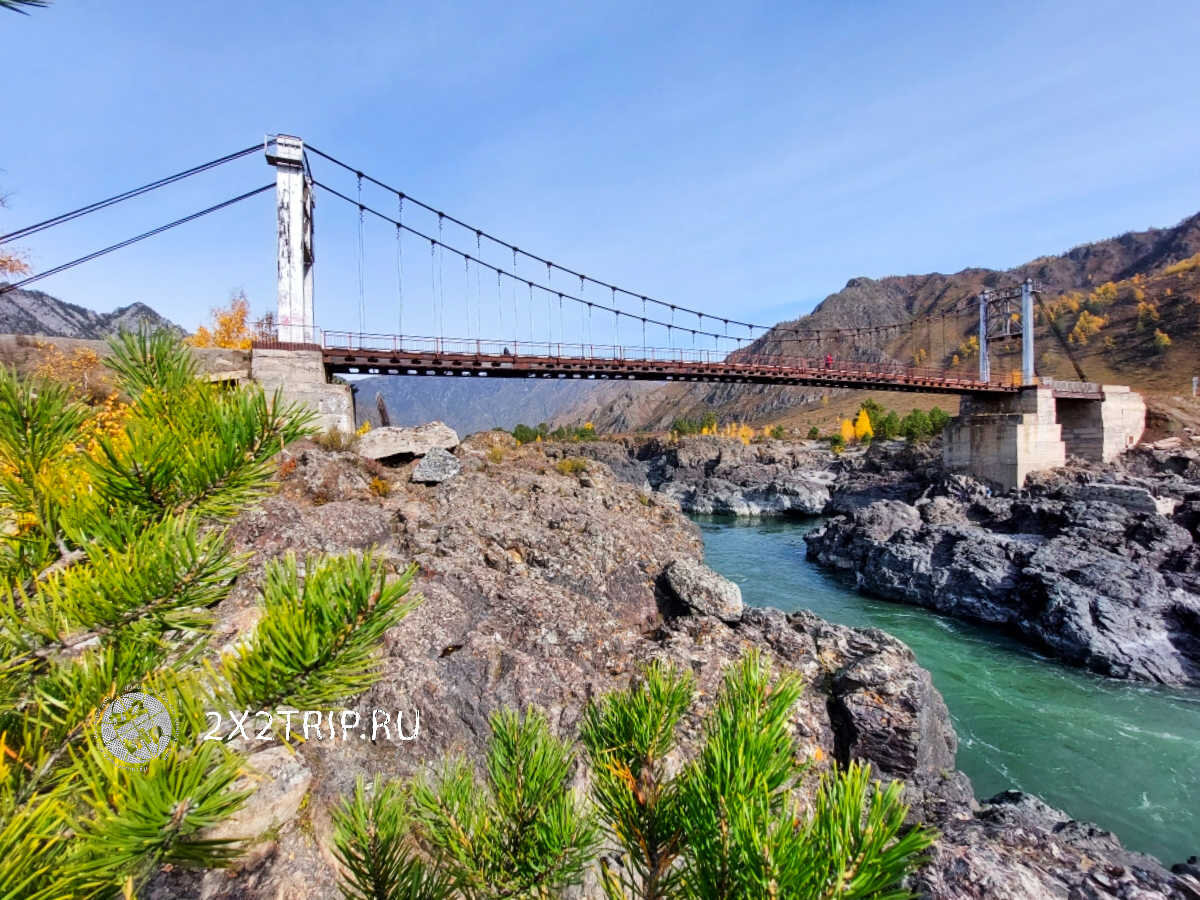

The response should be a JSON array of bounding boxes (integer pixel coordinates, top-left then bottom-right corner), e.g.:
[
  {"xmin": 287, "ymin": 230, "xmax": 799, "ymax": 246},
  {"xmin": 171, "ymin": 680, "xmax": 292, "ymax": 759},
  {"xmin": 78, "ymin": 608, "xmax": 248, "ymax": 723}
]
[
  {"xmin": 357, "ymin": 421, "xmax": 460, "ymax": 461},
  {"xmin": 410, "ymin": 446, "xmax": 462, "ymax": 484},
  {"xmin": 806, "ymin": 456, "xmax": 1200, "ymax": 687},
  {"xmin": 552, "ymin": 435, "xmax": 833, "ymax": 516},
  {"xmin": 663, "ymin": 557, "xmax": 744, "ymax": 622}
]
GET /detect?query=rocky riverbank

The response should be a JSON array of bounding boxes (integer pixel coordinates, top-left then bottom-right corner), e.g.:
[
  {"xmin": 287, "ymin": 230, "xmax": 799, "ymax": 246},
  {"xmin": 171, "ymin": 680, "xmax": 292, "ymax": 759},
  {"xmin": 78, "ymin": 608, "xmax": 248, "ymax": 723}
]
[
  {"xmin": 806, "ymin": 443, "xmax": 1200, "ymax": 688},
  {"xmin": 546, "ymin": 434, "xmax": 835, "ymax": 515},
  {"xmin": 555, "ymin": 433, "xmax": 1200, "ymax": 689},
  {"xmin": 149, "ymin": 429, "xmax": 1198, "ymax": 898}
]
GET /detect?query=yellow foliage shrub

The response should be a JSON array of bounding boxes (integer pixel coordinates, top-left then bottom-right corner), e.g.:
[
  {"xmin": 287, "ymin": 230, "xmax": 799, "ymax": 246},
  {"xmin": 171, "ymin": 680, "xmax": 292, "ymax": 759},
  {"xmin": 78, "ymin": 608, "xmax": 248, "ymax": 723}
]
[
  {"xmin": 854, "ymin": 409, "xmax": 873, "ymax": 441},
  {"xmin": 188, "ymin": 292, "xmax": 254, "ymax": 349},
  {"xmin": 33, "ymin": 342, "xmax": 107, "ymax": 399},
  {"xmin": 1164, "ymin": 254, "xmax": 1200, "ymax": 276},
  {"xmin": 1068, "ymin": 310, "xmax": 1106, "ymax": 345},
  {"xmin": 555, "ymin": 457, "xmax": 588, "ymax": 476}
]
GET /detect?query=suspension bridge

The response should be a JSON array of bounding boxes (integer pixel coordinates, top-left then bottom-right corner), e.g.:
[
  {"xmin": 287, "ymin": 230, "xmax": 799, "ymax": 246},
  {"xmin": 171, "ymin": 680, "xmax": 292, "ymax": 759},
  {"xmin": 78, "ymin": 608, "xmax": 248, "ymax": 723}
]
[{"xmin": 0, "ymin": 134, "xmax": 1146, "ymax": 489}]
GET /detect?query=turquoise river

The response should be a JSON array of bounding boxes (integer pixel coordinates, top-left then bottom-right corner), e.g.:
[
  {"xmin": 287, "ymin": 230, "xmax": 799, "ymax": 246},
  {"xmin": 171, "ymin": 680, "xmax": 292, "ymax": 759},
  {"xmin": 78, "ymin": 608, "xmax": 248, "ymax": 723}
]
[{"xmin": 695, "ymin": 515, "xmax": 1200, "ymax": 866}]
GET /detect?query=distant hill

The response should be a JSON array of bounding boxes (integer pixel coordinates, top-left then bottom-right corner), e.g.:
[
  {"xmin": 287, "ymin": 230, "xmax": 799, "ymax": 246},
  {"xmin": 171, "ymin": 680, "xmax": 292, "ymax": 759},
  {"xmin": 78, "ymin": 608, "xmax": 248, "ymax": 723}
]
[
  {"xmin": 558, "ymin": 212, "xmax": 1200, "ymax": 433},
  {"xmin": 0, "ymin": 285, "xmax": 182, "ymax": 339},
  {"xmin": 352, "ymin": 376, "xmax": 614, "ymax": 437}
]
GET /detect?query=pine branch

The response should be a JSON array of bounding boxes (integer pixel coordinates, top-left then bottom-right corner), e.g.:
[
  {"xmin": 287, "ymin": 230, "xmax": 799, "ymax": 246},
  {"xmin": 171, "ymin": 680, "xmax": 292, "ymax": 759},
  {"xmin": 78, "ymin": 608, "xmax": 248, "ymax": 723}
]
[
  {"xmin": 332, "ymin": 776, "xmax": 451, "ymax": 900},
  {"xmin": 409, "ymin": 708, "xmax": 598, "ymax": 899},
  {"xmin": 220, "ymin": 553, "xmax": 420, "ymax": 712},
  {"xmin": 581, "ymin": 660, "xmax": 694, "ymax": 899}
]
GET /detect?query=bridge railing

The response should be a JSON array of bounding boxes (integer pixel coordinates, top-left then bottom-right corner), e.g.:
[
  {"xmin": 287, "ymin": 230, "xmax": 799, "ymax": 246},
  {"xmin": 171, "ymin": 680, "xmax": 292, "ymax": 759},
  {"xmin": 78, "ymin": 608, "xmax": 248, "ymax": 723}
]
[{"xmin": 316, "ymin": 330, "xmax": 1014, "ymax": 389}]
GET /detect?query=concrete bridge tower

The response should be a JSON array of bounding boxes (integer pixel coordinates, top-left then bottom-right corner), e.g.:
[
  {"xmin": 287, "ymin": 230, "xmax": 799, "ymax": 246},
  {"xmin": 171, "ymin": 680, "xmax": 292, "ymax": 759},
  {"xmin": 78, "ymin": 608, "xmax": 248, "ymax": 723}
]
[{"xmin": 265, "ymin": 135, "xmax": 314, "ymax": 344}]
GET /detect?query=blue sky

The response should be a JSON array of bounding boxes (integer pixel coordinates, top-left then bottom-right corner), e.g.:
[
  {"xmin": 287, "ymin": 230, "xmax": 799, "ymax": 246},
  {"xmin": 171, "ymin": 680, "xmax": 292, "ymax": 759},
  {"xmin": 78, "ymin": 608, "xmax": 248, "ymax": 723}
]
[{"xmin": 4, "ymin": 0, "xmax": 1199, "ymax": 345}]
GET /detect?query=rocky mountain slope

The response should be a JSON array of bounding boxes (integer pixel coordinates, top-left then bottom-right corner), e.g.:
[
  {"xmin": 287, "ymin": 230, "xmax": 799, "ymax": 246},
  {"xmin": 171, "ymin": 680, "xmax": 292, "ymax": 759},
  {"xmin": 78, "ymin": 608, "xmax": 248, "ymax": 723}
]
[
  {"xmin": 558, "ymin": 212, "xmax": 1200, "ymax": 433},
  {"xmin": 148, "ymin": 432, "xmax": 1198, "ymax": 898},
  {"xmin": 352, "ymin": 375, "xmax": 614, "ymax": 436},
  {"xmin": 0, "ymin": 284, "xmax": 180, "ymax": 338}
]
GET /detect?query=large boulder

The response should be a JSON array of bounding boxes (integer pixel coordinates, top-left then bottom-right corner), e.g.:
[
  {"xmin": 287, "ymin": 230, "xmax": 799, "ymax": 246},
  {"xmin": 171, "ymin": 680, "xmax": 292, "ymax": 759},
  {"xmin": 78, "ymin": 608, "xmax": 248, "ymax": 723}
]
[
  {"xmin": 663, "ymin": 557, "xmax": 744, "ymax": 622},
  {"xmin": 357, "ymin": 422, "xmax": 459, "ymax": 462}
]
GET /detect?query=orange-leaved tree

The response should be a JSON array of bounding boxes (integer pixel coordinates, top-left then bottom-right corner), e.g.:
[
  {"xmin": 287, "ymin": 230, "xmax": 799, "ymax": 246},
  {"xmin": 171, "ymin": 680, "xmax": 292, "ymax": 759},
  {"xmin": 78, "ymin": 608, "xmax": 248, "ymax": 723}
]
[{"xmin": 188, "ymin": 291, "xmax": 254, "ymax": 349}]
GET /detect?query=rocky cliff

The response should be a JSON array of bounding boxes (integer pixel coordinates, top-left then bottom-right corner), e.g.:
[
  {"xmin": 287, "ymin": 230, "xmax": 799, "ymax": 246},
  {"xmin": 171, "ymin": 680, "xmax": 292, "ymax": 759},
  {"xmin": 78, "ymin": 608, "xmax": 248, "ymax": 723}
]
[{"xmin": 147, "ymin": 433, "xmax": 1197, "ymax": 898}]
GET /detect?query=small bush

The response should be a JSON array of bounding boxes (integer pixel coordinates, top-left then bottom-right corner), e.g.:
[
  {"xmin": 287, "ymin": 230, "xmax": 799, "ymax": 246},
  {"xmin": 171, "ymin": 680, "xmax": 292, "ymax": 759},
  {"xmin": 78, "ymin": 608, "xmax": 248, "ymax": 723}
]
[
  {"xmin": 512, "ymin": 423, "xmax": 540, "ymax": 444},
  {"xmin": 900, "ymin": 409, "xmax": 932, "ymax": 442},
  {"xmin": 839, "ymin": 418, "xmax": 855, "ymax": 444},
  {"xmin": 806, "ymin": 425, "xmax": 820, "ymax": 440},
  {"xmin": 928, "ymin": 406, "xmax": 951, "ymax": 433},
  {"xmin": 313, "ymin": 428, "xmax": 359, "ymax": 452},
  {"xmin": 555, "ymin": 457, "xmax": 588, "ymax": 476},
  {"xmin": 487, "ymin": 445, "xmax": 505, "ymax": 464},
  {"xmin": 369, "ymin": 476, "xmax": 392, "ymax": 497},
  {"xmin": 1154, "ymin": 328, "xmax": 1172, "ymax": 352},
  {"xmin": 853, "ymin": 408, "xmax": 873, "ymax": 442},
  {"xmin": 769, "ymin": 424, "xmax": 786, "ymax": 440},
  {"xmin": 878, "ymin": 411, "xmax": 901, "ymax": 441}
]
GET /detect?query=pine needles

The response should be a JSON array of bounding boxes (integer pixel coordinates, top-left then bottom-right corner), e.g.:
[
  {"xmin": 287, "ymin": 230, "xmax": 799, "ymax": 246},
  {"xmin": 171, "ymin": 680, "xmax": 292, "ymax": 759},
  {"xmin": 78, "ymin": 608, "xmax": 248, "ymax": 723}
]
[
  {"xmin": 0, "ymin": 331, "xmax": 422, "ymax": 897},
  {"xmin": 221, "ymin": 554, "xmax": 420, "ymax": 711},
  {"xmin": 335, "ymin": 652, "xmax": 937, "ymax": 899}
]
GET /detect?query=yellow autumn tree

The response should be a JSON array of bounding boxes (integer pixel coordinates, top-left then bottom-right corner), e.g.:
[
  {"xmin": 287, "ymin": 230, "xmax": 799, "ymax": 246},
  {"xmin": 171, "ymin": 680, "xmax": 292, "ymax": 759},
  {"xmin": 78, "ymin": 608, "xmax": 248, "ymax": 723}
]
[
  {"xmin": 840, "ymin": 418, "xmax": 855, "ymax": 444},
  {"xmin": 854, "ymin": 408, "xmax": 873, "ymax": 441},
  {"xmin": 188, "ymin": 291, "xmax": 254, "ymax": 349}
]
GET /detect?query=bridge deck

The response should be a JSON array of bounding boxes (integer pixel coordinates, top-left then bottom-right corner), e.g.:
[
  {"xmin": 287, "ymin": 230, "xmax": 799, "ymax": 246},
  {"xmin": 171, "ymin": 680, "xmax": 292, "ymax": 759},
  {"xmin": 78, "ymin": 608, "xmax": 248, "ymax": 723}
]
[{"xmin": 274, "ymin": 334, "xmax": 1025, "ymax": 395}]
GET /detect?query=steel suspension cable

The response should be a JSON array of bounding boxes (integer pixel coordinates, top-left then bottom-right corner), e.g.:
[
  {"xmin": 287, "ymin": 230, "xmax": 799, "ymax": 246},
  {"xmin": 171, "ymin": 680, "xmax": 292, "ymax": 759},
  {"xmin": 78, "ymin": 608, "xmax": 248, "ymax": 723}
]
[
  {"xmin": 0, "ymin": 184, "xmax": 273, "ymax": 295},
  {"xmin": 311, "ymin": 139, "xmax": 977, "ymax": 348},
  {"xmin": 356, "ymin": 174, "xmax": 366, "ymax": 334},
  {"xmin": 310, "ymin": 179, "xmax": 967, "ymax": 352},
  {"xmin": 304, "ymin": 144, "xmax": 765, "ymax": 333},
  {"xmin": 396, "ymin": 197, "xmax": 405, "ymax": 335},
  {"xmin": 0, "ymin": 144, "xmax": 261, "ymax": 245}
]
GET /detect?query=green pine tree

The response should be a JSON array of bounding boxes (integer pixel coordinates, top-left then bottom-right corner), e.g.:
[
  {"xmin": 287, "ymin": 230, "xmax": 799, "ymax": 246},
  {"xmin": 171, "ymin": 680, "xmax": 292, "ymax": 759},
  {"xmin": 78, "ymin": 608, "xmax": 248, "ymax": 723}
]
[{"xmin": 0, "ymin": 331, "xmax": 421, "ymax": 897}]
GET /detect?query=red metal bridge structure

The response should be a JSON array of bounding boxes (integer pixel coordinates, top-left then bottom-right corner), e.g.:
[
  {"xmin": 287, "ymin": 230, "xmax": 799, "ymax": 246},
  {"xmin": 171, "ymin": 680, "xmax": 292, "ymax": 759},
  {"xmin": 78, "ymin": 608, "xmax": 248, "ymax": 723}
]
[{"xmin": 263, "ymin": 333, "xmax": 1023, "ymax": 395}]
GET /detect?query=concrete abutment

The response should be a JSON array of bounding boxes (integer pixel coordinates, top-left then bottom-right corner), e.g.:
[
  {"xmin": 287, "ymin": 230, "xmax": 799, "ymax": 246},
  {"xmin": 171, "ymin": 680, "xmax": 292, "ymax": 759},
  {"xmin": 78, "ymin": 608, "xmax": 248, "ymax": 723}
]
[{"xmin": 944, "ymin": 384, "xmax": 1145, "ymax": 491}]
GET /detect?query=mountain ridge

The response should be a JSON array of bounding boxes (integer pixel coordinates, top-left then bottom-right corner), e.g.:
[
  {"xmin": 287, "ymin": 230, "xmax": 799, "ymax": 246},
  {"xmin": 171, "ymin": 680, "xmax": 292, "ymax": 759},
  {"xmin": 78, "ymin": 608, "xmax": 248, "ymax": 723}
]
[{"xmin": 0, "ymin": 284, "xmax": 182, "ymax": 339}]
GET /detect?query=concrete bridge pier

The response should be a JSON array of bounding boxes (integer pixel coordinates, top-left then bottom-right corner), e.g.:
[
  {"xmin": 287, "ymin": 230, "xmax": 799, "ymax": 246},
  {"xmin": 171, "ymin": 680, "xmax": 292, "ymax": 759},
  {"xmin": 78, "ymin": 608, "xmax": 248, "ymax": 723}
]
[
  {"xmin": 944, "ymin": 383, "xmax": 1145, "ymax": 491},
  {"xmin": 250, "ymin": 347, "xmax": 353, "ymax": 434}
]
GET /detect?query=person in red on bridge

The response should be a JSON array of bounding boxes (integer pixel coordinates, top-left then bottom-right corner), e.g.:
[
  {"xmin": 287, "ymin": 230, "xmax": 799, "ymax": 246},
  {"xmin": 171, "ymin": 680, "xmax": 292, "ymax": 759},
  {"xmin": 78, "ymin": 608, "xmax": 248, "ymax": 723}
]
[{"xmin": 825, "ymin": 353, "xmax": 833, "ymax": 370}]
